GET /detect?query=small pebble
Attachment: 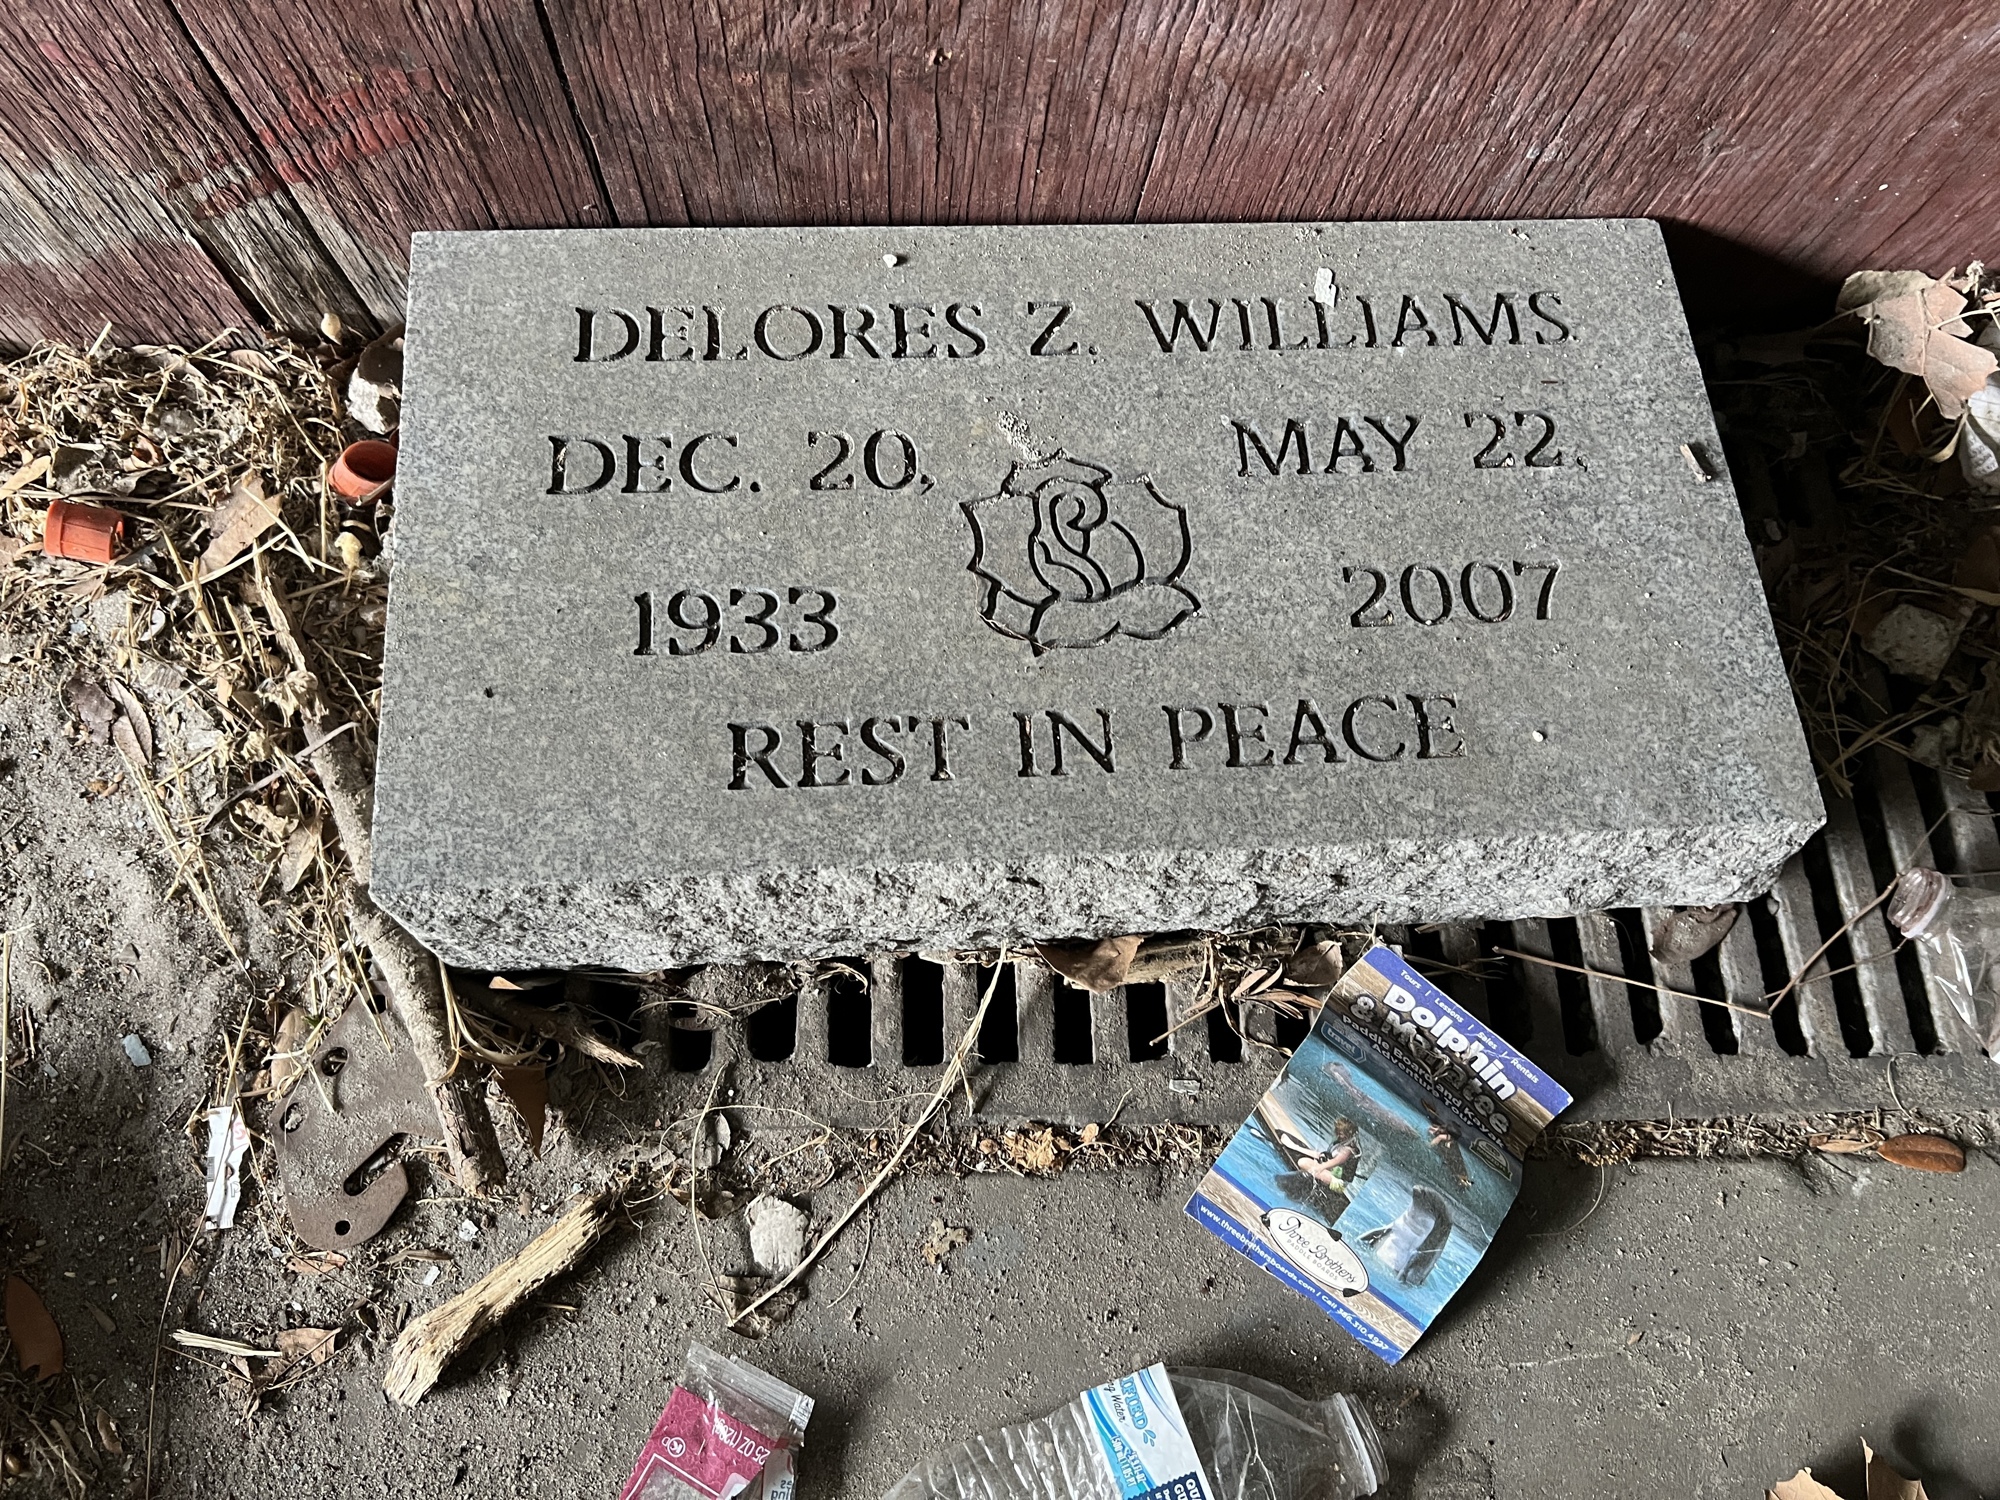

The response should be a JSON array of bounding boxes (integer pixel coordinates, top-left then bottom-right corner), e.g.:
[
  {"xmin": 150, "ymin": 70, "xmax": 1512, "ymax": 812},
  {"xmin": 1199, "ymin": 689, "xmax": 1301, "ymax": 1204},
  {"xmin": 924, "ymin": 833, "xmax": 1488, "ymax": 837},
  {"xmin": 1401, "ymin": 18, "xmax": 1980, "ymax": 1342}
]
[
  {"xmin": 121, "ymin": 1034, "xmax": 152, "ymax": 1067},
  {"xmin": 883, "ymin": 253, "xmax": 903, "ymax": 267},
  {"xmin": 457, "ymin": 1219, "xmax": 479, "ymax": 1243}
]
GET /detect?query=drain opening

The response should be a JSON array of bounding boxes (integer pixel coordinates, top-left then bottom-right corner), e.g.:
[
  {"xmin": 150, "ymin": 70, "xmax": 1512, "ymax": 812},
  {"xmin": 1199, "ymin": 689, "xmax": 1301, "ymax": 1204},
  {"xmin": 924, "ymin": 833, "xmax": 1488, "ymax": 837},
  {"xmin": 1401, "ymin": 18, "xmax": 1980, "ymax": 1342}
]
[
  {"xmin": 1745, "ymin": 895, "xmax": 1810, "ymax": 1055},
  {"xmin": 1268, "ymin": 1003, "xmax": 1310, "ymax": 1054},
  {"xmin": 1606, "ymin": 909, "xmax": 1664, "ymax": 1045},
  {"xmin": 745, "ymin": 995, "xmax": 798, "ymax": 1062},
  {"xmin": 1849, "ymin": 774, "xmax": 1941, "ymax": 1053},
  {"xmin": 1125, "ymin": 983, "xmax": 1169, "ymax": 1061},
  {"xmin": 1206, "ymin": 1000, "xmax": 1243, "ymax": 1064},
  {"xmin": 1478, "ymin": 922, "xmax": 1534, "ymax": 1047},
  {"xmin": 1801, "ymin": 836, "xmax": 1876, "ymax": 1056},
  {"xmin": 665, "ymin": 1002, "xmax": 712, "ymax": 1072},
  {"xmin": 977, "ymin": 964, "xmax": 1019, "ymax": 1062},
  {"xmin": 1052, "ymin": 981, "xmax": 1093, "ymax": 1064},
  {"xmin": 826, "ymin": 972, "xmax": 871, "ymax": 1067},
  {"xmin": 1545, "ymin": 920, "xmax": 1600, "ymax": 1055},
  {"xmin": 1687, "ymin": 944, "xmax": 1741, "ymax": 1055},
  {"xmin": 903, "ymin": 959, "xmax": 946, "ymax": 1066}
]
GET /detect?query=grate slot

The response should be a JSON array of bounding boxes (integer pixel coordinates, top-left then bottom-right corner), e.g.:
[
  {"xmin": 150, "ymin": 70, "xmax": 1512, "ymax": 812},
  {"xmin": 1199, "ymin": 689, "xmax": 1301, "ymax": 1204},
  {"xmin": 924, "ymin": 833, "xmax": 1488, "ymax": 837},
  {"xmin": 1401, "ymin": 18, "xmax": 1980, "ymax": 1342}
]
[
  {"xmin": 744, "ymin": 995, "xmax": 798, "ymax": 1062},
  {"xmin": 664, "ymin": 1003, "xmax": 713, "ymax": 1072},
  {"xmin": 974, "ymin": 962, "xmax": 1019, "ymax": 1062},
  {"xmin": 900, "ymin": 957, "xmax": 947, "ymax": 1066},
  {"xmin": 1124, "ymin": 983, "xmax": 1170, "ymax": 1062},
  {"xmin": 1805, "ymin": 837, "xmax": 1879, "ymax": 1055},
  {"xmin": 1715, "ymin": 907, "xmax": 1779, "ymax": 1054},
  {"xmin": 1206, "ymin": 1000, "xmax": 1243, "ymax": 1064},
  {"xmin": 1575, "ymin": 910, "xmax": 1642, "ymax": 1052},
  {"xmin": 1767, "ymin": 860, "xmax": 1850, "ymax": 1055},
  {"xmin": 1641, "ymin": 907, "xmax": 1709, "ymax": 1050},
  {"xmin": 826, "ymin": 971, "xmax": 871, "ymax": 1067},
  {"xmin": 1823, "ymin": 785, "xmax": 1919, "ymax": 1053},
  {"xmin": 1506, "ymin": 918, "xmax": 1569, "ymax": 1056},
  {"xmin": 1051, "ymin": 976, "xmax": 1094, "ymax": 1064},
  {"xmin": 1870, "ymin": 751, "xmax": 1980, "ymax": 1052}
]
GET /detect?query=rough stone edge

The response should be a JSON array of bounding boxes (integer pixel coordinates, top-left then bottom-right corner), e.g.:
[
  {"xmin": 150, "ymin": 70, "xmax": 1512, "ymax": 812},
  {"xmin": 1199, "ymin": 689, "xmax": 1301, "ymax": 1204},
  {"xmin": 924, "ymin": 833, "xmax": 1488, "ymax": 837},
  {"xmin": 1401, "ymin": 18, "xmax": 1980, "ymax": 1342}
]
[{"xmin": 373, "ymin": 819, "xmax": 1823, "ymax": 971}]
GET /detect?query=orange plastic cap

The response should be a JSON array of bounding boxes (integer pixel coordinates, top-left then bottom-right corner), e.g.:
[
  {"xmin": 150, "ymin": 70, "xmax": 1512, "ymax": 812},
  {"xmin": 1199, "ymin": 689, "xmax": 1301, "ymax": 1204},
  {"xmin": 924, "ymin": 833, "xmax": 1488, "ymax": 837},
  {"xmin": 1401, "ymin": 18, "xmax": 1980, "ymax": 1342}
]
[
  {"xmin": 43, "ymin": 498, "xmax": 126, "ymax": 564},
  {"xmin": 329, "ymin": 440, "xmax": 397, "ymax": 501}
]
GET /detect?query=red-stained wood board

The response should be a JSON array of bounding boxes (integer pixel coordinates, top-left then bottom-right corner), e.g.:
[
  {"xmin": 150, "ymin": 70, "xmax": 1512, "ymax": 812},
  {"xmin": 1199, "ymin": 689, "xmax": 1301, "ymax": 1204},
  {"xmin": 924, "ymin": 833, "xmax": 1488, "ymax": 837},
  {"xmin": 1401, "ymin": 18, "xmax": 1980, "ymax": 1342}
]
[
  {"xmin": 168, "ymin": 0, "xmax": 613, "ymax": 322},
  {"xmin": 0, "ymin": 0, "xmax": 366, "ymax": 348}
]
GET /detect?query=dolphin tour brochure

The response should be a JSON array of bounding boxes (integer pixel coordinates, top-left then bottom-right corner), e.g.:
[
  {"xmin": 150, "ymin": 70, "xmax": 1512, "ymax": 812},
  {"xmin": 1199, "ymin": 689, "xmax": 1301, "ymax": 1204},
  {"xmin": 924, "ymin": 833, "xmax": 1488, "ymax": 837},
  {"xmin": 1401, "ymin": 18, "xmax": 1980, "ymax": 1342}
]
[{"xmin": 1187, "ymin": 944, "xmax": 1572, "ymax": 1363}]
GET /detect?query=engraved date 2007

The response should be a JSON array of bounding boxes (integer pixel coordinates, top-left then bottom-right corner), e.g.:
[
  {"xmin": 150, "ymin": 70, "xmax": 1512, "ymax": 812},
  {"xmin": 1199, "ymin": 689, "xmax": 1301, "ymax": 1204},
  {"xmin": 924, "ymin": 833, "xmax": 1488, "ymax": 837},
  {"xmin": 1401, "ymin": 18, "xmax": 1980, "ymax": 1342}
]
[
  {"xmin": 1342, "ymin": 560, "xmax": 1561, "ymax": 627},
  {"xmin": 634, "ymin": 587, "xmax": 839, "ymax": 657}
]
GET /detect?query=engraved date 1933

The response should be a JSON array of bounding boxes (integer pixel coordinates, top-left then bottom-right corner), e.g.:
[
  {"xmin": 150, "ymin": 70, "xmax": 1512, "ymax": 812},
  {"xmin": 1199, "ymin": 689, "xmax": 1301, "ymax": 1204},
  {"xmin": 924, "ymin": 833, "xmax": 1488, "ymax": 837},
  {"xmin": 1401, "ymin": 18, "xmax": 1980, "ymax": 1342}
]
[{"xmin": 634, "ymin": 586, "xmax": 839, "ymax": 656}]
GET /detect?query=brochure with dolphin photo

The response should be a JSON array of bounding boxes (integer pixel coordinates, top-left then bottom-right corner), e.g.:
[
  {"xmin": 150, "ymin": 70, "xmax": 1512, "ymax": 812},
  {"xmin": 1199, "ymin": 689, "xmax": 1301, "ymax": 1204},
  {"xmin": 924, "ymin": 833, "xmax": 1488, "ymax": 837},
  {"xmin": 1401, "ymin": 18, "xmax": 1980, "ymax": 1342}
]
[{"xmin": 1187, "ymin": 944, "xmax": 1572, "ymax": 1363}]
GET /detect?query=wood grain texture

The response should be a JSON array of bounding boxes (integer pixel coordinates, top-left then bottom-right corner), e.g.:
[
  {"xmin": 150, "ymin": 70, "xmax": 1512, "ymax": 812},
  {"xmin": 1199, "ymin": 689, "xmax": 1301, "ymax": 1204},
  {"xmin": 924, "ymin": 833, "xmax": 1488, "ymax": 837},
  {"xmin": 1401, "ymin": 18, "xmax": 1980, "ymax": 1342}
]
[
  {"xmin": 541, "ymin": 0, "xmax": 1997, "ymax": 321},
  {"xmin": 0, "ymin": 0, "xmax": 366, "ymax": 348},
  {"xmin": 168, "ymin": 0, "xmax": 614, "ymax": 320},
  {"xmin": 0, "ymin": 0, "xmax": 1991, "ymax": 338}
]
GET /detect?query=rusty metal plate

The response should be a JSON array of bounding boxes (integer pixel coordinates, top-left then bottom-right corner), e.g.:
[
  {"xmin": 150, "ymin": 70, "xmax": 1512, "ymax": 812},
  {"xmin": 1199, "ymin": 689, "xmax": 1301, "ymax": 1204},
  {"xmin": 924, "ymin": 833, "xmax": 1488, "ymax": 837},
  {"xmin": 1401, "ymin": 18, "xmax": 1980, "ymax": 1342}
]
[{"xmin": 271, "ymin": 995, "xmax": 434, "ymax": 1250}]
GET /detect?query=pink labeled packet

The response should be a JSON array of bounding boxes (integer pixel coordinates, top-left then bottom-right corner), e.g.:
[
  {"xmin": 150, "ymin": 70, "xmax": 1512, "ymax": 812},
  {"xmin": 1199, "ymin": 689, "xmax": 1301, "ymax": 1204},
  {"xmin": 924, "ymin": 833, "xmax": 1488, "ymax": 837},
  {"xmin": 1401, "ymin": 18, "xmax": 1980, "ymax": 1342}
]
[{"xmin": 620, "ymin": 1344, "xmax": 813, "ymax": 1500}]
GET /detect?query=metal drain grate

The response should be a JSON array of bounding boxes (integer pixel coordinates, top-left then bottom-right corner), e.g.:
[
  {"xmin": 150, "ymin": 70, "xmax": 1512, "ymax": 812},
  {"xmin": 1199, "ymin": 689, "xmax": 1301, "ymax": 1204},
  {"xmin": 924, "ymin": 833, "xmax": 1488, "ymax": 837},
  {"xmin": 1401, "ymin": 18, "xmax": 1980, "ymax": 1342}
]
[
  {"xmin": 642, "ymin": 446, "xmax": 2000, "ymax": 1126},
  {"xmin": 645, "ymin": 748, "xmax": 2000, "ymax": 1128}
]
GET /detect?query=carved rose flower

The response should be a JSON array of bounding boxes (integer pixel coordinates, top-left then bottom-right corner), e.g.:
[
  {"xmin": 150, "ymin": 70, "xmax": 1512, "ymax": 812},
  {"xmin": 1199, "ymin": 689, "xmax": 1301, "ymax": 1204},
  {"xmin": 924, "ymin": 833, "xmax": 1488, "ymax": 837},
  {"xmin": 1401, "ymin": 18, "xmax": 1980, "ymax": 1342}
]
[{"xmin": 961, "ymin": 455, "xmax": 1199, "ymax": 650}]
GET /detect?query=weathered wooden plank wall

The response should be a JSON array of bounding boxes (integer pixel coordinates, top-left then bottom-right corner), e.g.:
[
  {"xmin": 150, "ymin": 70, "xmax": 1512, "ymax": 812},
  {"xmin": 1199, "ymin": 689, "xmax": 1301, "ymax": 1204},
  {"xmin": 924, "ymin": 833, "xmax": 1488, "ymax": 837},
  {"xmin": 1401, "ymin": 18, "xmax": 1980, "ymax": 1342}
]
[{"xmin": 0, "ymin": 0, "xmax": 1991, "ymax": 348}]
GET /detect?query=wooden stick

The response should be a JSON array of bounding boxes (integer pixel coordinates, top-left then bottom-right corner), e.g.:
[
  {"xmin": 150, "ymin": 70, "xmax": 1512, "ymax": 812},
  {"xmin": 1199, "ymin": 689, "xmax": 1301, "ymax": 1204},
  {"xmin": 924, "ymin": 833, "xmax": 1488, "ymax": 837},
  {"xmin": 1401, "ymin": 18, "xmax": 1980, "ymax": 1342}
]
[
  {"xmin": 384, "ymin": 1187, "xmax": 619, "ymax": 1406},
  {"xmin": 308, "ymin": 723, "xmax": 505, "ymax": 1197}
]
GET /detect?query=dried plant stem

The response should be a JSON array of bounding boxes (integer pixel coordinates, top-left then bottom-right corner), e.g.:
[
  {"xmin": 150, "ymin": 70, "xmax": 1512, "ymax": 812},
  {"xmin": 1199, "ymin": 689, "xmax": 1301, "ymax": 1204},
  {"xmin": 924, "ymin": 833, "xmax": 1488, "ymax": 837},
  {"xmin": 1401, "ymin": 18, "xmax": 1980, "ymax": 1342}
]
[
  {"xmin": 0, "ymin": 931, "xmax": 11, "ymax": 1183},
  {"xmin": 1761, "ymin": 880, "xmax": 1895, "ymax": 1014},
  {"xmin": 1492, "ymin": 947, "xmax": 1778, "ymax": 1019},
  {"xmin": 729, "ymin": 953, "xmax": 1008, "ymax": 1329}
]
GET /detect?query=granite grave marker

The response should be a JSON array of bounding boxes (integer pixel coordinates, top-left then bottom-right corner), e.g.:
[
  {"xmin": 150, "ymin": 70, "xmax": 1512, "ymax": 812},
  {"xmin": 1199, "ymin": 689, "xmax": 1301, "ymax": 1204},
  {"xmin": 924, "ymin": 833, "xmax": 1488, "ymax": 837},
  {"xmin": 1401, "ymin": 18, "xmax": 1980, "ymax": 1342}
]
[{"xmin": 372, "ymin": 221, "xmax": 1822, "ymax": 969}]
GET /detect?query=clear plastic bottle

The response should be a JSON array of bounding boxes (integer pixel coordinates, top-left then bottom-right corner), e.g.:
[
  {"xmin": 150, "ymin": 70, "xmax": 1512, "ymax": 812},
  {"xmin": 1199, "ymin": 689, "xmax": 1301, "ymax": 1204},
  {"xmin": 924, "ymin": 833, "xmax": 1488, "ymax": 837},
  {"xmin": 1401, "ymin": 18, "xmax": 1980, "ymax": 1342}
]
[
  {"xmin": 1888, "ymin": 868, "xmax": 2000, "ymax": 1049},
  {"xmin": 878, "ymin": 1366, "xmax": 1384, "ymax": 1500}
]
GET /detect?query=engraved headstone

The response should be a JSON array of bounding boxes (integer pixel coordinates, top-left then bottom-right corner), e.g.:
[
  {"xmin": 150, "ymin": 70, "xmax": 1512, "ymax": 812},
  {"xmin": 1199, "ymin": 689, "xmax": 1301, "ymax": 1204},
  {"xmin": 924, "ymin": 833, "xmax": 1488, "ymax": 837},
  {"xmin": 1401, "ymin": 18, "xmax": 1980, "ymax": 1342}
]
[{"xmin": 373, "ymin": 221, "xmax": 1822, "ymax": 969}]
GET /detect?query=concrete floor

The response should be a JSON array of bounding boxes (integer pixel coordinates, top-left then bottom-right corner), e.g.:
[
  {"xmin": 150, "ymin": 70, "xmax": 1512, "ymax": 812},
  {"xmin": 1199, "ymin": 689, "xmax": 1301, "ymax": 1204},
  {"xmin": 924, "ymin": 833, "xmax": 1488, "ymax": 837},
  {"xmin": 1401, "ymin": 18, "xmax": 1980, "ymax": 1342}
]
[{"xmin": 186, "ymin": 1140, "xmax": 1998, "ymax": 1499}]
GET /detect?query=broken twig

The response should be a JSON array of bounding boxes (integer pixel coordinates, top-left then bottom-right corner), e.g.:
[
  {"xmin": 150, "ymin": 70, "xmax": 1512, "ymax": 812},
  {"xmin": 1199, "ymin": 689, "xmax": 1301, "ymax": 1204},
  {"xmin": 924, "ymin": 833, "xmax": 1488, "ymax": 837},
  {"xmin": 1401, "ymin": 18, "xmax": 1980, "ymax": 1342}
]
[{"xmin": 384, "ymin": 1187, "xmax": 620, "ymax": 1406}]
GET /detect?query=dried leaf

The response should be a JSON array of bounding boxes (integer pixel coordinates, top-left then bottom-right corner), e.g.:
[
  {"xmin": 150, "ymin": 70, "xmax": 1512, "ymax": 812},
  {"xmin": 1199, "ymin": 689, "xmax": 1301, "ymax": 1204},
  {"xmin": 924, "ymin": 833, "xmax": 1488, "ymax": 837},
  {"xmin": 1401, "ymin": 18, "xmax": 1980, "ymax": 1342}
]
[
  {"xmin": 1878, "ymin": 1133, "xmax": 1966, "ymax": 1173},
  {"xmin": 92, "ymin": 1407, "xmax": 121, "ymax": 1455},
  {"xmin": 0, "ymin": 535, "xmax": 27, "ymax": 568},
  {"xmin": 0, "ymin": 453, "xmax": 50, "ymax": 500},
  {"xmin": 1837, "ymin": 270, "xmax": 1999, "ymax": 419},
  {"xmin": 1652, "ymin": 904, "xmax": 1739, "ymax": 964},
  {"xmin": 1810, "ymin": 1128, "xmax": 1886, "ymax": 1155},
  {"xmin": 1003, "ymin": 1127, "xmax": 1060, "ymax": 1174},
  {"xmin": 1282, "ymin": 939, "xmax": 1346, "ymax": 988},
  {"xmin": 106, "ymin": 680, "xmax": 152, "ymax": 765},
  {"xmin": 1037, "ymin": 934, "xmax": 1143, "ymax": 992},
  {"xmin": 1863, "ymin": 1440, "xmax": 1928, "ymax": 1500},
  {"xmin": 5, "ymin": 1274, "xmax": 64, "ymax": 1381},
  {"xmin": 495, "ymin": 1063, "xmax": 548, "ymax": 1158},
  {"xmin": 1769, "ymin": 1472, "xmax": 1848, "ymax": 1500},
  {"xmin": 199, "ymin": 471, "xmax": 280, "ymax": 575},
  {"xmin": 278, "ymin": 811, "xmax": 322, "ymax": 894},
  {"xmin": 918, "ymin": 1218, "xmax": 971, "ymax": 1267},
  {"xmin": 275, "ymin": 1326, "xmax": 337, "ymax": 1368}
]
